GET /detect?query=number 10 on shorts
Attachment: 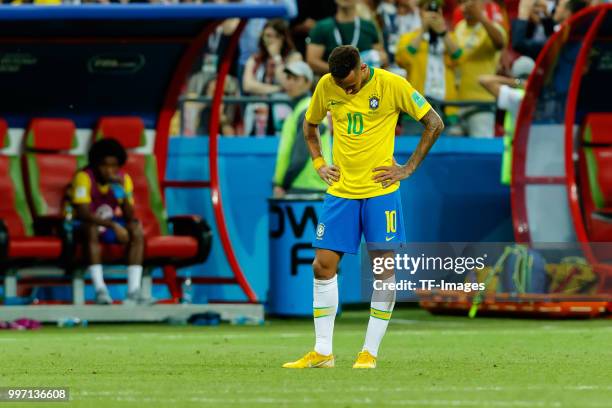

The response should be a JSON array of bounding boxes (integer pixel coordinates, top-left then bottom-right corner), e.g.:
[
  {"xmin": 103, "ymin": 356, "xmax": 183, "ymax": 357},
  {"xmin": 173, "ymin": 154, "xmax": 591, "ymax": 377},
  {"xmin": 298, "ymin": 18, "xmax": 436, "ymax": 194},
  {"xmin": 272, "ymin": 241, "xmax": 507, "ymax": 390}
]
[{"xmin": 385, "ymin": 210, "xmax": 396, "ymax": 233}]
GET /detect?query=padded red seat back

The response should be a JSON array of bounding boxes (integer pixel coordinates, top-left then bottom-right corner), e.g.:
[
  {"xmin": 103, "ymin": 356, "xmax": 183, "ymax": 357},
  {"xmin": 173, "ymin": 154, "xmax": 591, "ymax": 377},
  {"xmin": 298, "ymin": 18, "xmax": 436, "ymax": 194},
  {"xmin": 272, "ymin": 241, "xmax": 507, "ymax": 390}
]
[
  {"xmin": 95, "ymin": 117, "xmax": 167, "ymax": 236},
  {"xmin": 0, "ymin": 119, "xmax": 33, "ymax": 238},
  {"xmin": 24, "ymin": 119, "xmax": 84, "ymax": 217},
  {"xmin": 583, "ymin": 114, "xmax": 612, "ymax": 144},
  {"xmin": 582, "ymin": 114, "xmax": 612, "ymax": 210}
]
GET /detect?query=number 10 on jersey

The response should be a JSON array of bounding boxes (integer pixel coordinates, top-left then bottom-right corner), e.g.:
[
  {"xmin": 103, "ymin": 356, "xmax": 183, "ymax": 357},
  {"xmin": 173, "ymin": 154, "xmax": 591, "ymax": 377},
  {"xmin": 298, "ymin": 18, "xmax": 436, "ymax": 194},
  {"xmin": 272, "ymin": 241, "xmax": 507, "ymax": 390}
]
[{"xmin": 346, "ymin": 112, "xmax": 363, "ymax": 135}]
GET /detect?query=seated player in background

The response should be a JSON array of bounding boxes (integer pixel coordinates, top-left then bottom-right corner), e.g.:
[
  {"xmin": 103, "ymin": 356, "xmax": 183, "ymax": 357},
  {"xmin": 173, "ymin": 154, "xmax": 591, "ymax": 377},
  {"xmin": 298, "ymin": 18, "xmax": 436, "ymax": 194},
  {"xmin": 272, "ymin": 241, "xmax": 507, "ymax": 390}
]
[
  {"xmin": 283, "ymin": 45, "xmax": 444, "ymax": 369},
  {"xmin": 69, "ymin": 139, "xmax": 144, "ymax": 305}
]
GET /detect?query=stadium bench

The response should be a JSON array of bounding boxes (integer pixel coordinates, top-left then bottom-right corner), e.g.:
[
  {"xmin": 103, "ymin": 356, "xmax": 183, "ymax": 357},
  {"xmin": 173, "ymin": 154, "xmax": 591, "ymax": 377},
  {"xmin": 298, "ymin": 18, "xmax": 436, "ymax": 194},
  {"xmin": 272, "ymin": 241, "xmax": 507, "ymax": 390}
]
[{"xmin": 19, "ymin": 117, "xmax": 212, "ymax": 303}]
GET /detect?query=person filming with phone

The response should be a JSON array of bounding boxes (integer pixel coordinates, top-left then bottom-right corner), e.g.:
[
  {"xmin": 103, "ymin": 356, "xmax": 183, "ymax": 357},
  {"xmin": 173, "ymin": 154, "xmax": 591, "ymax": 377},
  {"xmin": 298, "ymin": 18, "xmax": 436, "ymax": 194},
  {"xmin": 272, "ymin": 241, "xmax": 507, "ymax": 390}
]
[{"xmin": 395, "ymin": 0, "xmax": 461, "ymax": 135}]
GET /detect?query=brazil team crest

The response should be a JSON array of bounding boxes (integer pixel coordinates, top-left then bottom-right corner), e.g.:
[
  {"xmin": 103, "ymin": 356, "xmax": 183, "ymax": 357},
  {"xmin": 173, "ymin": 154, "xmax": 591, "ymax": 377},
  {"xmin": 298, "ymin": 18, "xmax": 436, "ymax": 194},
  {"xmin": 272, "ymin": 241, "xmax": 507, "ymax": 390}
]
[
  {"xmin": 316, "ymin": 223, "xmax": 325, "ymax": 240},
  {"xmin": 368, "ymin": 94, "xmax": 380, "ymax": 110}
]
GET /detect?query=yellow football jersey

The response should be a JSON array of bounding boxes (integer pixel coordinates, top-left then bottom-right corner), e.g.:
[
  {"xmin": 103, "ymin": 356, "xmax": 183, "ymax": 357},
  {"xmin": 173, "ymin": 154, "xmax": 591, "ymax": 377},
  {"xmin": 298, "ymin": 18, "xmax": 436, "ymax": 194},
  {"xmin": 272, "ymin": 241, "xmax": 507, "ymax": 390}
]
[
  {"xmin": 305, "ymin": 67, "xmax": 431, "ymax": 199},
  {"xmin": 71, "ymin": 171, "xmax": 134, "ymax": 206}
]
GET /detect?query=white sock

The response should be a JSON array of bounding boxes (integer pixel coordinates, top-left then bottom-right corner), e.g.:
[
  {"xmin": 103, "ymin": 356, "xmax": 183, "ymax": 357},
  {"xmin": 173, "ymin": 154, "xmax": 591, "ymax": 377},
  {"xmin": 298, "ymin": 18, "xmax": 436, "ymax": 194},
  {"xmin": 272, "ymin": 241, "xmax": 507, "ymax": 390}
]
[
  {"xmin": 89, "ymin": 264, "xmax": 106, "ymax": 292},
  {"xmin": 127, "ymin": 265, "xmax": 143, "ymax": 294},
  {"xmin": 313, "ymin": 275, "xmax": 338, "ymax": 356},
  {"xmin": 363, "ymin": 275, "xmax": 396, "ymax": 357}
]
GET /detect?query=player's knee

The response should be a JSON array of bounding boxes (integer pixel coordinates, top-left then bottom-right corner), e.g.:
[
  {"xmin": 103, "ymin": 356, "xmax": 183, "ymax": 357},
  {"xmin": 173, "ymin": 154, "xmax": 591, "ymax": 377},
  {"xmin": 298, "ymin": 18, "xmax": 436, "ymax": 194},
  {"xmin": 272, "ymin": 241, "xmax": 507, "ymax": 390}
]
[
  {"xmin": 128, "ymin": 222, "xmax": 144, "ymax": 243},
  {"xmin": 312, "ymin": 258, "xmax": 336, "ymax": 280}
]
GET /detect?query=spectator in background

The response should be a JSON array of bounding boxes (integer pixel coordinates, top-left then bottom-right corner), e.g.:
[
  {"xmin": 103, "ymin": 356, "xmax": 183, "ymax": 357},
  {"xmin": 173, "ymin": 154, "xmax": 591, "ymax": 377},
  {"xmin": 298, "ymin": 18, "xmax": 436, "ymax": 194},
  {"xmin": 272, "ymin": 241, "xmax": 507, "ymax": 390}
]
[
  {"xmin": 290, "ymin": 0, "xmax": 337, "ymax": 56},
  {"xmin": 273, "ymin": 62, "xmax": 332, "ymax": 197},
  {"xmin": 511, "ymin": 0, "xmax": 557, "ymax": 60},
  {"xmin": 379, "ymin": 0, "xmax": 422, "ymax": 64},
  {"xmin": 242, "ymin": 19, "xmax": 302, "ymax": 136},
  {"xmin": 396, "ymin": 0, "xmax": 461, "ymax": 133},
  {"xmin": 358, "ymin": 0, "xmax": 388, "ymax": 46},
  {"xmin": 191, "ymin": 76, "xmax": 240, "ymax": 137},
  {"xmin": 479, "ymin": 56, "xmax": 535, "ymax": 184},
  {"xmin": 451, "ymin": 0, "xmax": 506, "ymax": 29},
  {"xmin": 9, "ymin": 0, "xmax": 61, "ymax": 3},
  {"xmin": 182, "ymin": 17, "xmax": 240, "ymax": 136},
  {"xmin": 196, "ymin": 11, "xmax": 239, "ymax": 83},
  {"xmin": 512, "ymin": 0, "xmax": 589, "ymax": 60},
  {"xmin": 306, "ymin": 0, "xmax": 387, "ymax": 75},
  {"xmin": 358, "ymin": 0, "xmax": 393, "ymax": 66},
  {"xmin": 453, "ymin": 0, "xmax": 507, "ymax": 137},
  {"xmin": 243, "ymin": 19, "xmax": 302, "ymax": 95},
  {"xmin": 238, "ymin": 0, "xmax": 298, "ymax": 81}
]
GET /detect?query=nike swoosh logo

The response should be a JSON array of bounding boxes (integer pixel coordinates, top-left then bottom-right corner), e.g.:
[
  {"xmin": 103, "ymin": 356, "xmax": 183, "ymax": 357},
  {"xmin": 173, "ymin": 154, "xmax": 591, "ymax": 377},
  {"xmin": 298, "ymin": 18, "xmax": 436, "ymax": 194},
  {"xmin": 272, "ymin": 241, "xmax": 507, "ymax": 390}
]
[{"xmin": 385, "ymin": 236, "xmax": 395, "ymax": 242}]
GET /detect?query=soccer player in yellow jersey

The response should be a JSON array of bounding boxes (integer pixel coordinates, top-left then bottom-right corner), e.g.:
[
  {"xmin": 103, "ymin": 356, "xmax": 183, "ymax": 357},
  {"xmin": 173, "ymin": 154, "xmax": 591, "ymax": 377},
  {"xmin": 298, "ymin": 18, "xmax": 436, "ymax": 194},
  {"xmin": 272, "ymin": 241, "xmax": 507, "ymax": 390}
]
[{"xmin": 283, "ymin": 45, "xmax": 444, "ymax": 369}]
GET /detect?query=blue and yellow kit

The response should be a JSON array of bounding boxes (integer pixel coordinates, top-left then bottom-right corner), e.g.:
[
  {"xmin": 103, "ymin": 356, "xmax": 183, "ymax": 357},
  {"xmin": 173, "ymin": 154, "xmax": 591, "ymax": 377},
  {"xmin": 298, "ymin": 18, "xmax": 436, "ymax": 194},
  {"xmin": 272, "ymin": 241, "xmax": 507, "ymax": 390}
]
[{"xmin": 306, "ymin": 67, "xmax": 431, "ymax": 253}]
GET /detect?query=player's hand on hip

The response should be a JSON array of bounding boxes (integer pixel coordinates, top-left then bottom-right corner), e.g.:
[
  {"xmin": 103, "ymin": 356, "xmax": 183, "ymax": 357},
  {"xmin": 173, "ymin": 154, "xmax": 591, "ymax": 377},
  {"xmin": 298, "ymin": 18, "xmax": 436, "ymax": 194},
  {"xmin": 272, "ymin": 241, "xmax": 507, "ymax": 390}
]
[
  {"xmin": 372, "ymin": 163, "xmax": 412, "ymax": 188},
  {"xmin": 318, "ymin": 165, "xmax": 340, "ymax": 186}
]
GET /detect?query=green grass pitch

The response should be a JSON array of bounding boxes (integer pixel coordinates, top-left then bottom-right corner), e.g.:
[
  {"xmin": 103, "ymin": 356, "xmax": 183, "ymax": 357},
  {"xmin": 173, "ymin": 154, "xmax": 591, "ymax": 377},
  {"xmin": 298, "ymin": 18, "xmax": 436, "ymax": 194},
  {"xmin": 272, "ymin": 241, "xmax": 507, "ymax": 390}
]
[{"xmin": 1, "ymin": 308, "xmax": 610, "ymax": 407}]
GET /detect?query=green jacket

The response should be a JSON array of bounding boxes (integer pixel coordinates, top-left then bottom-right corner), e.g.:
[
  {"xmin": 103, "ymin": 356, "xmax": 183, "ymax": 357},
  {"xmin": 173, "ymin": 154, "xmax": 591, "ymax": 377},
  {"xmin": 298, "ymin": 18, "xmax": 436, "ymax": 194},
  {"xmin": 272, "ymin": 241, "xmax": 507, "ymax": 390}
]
[
  {"xmin": 501, "ymin": 88, "xmax": 525, "ymax": 186},
  {"xmin": 273, "ymin": 94, "xmax": 332, "ymax": 192}
]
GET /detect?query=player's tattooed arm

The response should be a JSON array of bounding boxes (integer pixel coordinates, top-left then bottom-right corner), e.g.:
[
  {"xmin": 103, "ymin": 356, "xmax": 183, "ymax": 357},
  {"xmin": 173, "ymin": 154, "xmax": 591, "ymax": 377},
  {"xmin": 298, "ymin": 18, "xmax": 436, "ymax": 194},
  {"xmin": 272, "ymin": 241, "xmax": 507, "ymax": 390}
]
[
  {"xmin": 408, "ymin": 108, "xmax": 444, "ymax": 174},
  {"xmin": 372, "ymin": 108, "xmax": 443, "ymax": 187},
  {"xmin": 303, "ymin": 120, "xmax": 340, "ymax": 185}
]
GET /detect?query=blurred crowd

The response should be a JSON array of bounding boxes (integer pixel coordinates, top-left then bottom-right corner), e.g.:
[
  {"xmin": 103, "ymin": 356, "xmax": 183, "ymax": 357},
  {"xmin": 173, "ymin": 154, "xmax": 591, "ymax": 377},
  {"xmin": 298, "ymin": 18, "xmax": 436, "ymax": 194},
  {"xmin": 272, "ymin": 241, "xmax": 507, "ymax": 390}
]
[
  {"xmin": 176, "ymin": 0, "xmax": 606, "ymax": 138},
  {"xmin": 4, "ymin": 0, "xmax": 607, "ymax": 138}
]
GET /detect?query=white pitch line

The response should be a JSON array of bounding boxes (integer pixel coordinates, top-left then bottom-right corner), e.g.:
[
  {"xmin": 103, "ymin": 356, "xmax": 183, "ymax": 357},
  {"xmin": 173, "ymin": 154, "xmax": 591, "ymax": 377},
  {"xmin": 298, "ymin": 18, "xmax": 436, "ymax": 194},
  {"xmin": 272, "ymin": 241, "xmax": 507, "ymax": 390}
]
[
  {"xmin": 392, "ymin": 319, "xmax": 468, "ymax": 326},
  {"xmin": 94, "ymin": 335, "xmax": 129, "ymax": 341},
  {"xmin": 385, "ymin": 328, "xmax": 612, "ymax": 335},
  {"xmin": 72, "ymin": 384, "xmax": 612, "ymax": 397},
  {"xmin": 70, "ymin": 394, "xmax": 612, "ymax": 407}
]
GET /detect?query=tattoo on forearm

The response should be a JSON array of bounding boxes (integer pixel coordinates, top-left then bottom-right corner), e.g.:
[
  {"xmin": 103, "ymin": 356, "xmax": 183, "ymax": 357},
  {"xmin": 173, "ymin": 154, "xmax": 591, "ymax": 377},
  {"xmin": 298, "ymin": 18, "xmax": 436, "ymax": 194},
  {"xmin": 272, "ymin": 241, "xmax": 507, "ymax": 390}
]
[{"xmin": 406, "ymin": 109, "xmax": 444, "ymax": 172}]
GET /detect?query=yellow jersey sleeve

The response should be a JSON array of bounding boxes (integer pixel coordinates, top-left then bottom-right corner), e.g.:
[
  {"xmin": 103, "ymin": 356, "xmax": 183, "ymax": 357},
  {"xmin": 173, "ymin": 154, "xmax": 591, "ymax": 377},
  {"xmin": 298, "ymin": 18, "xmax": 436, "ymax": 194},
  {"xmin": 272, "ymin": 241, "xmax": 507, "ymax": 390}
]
[
  {"xmin": 393, "ymin": 76, "xmax": 431, "ymax": 121},
  {"xmin": 123, "ymin": 173, "xmax": 134, "ymax": 206},
  {"xmin": 71, "ymin": 171, "xmax": 92, "ymax": 204},
  {"xmin": 305, "ymin": 75, "xmax": 329, "ymax": 125}
]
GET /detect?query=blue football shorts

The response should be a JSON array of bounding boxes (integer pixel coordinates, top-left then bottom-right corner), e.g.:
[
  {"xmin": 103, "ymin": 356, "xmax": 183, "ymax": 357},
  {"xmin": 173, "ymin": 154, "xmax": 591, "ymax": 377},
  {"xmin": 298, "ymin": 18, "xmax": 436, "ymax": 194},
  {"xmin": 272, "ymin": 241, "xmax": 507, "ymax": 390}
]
[
  {"xmin": 73, "ymin": 217, "xmax": 126, "ymax": 244},
  {"xmin": 312, "ymin": 190, "xmax": 406, "ymax": 254}
]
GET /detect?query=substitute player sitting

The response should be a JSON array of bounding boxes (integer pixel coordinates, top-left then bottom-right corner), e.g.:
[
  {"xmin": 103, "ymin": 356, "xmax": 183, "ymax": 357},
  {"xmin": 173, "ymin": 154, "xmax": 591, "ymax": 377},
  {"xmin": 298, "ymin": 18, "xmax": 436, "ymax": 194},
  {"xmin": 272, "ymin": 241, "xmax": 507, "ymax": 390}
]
[
  {"xmin": 69, "ymin": 139, "xmax": 144, "ymax": 305},
  {"xmin": 283, "ymin": 45, "xmax": 444, "ymax": 369}
]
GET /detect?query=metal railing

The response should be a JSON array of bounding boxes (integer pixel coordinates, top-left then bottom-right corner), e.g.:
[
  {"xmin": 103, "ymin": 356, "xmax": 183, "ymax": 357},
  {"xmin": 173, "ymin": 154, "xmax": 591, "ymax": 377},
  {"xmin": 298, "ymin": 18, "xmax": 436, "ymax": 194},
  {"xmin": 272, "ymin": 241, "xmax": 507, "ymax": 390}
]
[{"xmin": 177, "ymin": 94, "xmax": 497, "ymax": 137}]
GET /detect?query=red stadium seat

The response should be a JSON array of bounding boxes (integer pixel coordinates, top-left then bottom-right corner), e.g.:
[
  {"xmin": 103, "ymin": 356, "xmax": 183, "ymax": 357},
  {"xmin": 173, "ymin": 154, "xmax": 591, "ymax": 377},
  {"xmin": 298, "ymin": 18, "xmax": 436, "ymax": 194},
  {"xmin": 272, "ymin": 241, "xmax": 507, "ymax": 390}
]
[
  {"xmin": 23, "ymin": 118, "xmax": 85, "ymax": 218},
  {"xmin": 0, "ymin": 118, "xmax": 65, "ymax": 267},
  {"xmin": 94, "ymin": 116, "xmax": 211, "ymax": 267},
  {"xmin": 579, "ymin": 113, "xmax": 612, "ymax": 242}
]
